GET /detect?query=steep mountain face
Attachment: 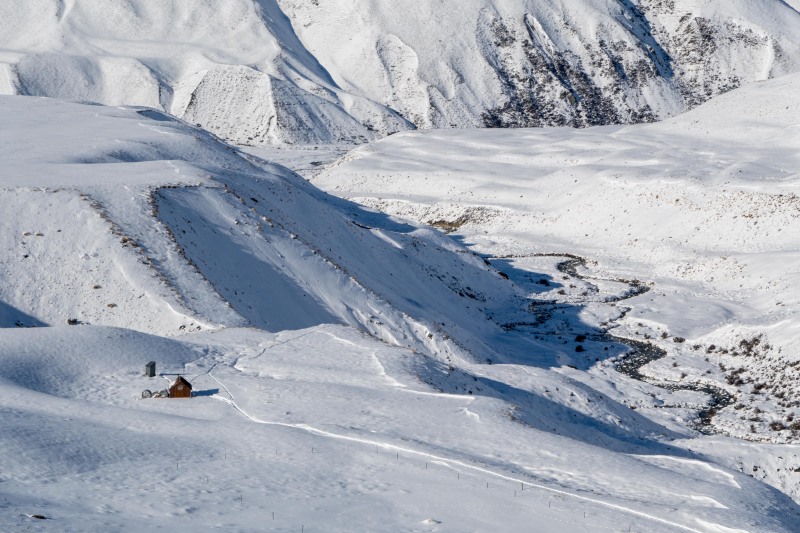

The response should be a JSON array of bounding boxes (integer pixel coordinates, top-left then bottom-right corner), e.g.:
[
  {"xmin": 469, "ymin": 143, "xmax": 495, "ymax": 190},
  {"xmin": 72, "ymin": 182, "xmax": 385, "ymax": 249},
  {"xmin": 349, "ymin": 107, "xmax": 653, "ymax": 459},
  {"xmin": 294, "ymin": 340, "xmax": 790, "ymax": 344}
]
[
  {"xmin": 280, "ymin": 0, "xmax": 800, "ymax": 129},
  {"xmin": 1, "ymin": 0, "xmax": 799, "ymax": 142}
]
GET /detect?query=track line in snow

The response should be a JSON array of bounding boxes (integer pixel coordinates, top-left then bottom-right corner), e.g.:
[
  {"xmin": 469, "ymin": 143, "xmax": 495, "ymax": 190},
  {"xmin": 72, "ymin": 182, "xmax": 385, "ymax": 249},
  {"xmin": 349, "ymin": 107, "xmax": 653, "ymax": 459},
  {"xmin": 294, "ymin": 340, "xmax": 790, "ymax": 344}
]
[
  {"xmin": 248, "ymin": 324, "xmax": 334, "ymax": 361},
  {"xmin": 206, "ymin": 372, "xmax": 707, "ymax": 533}
]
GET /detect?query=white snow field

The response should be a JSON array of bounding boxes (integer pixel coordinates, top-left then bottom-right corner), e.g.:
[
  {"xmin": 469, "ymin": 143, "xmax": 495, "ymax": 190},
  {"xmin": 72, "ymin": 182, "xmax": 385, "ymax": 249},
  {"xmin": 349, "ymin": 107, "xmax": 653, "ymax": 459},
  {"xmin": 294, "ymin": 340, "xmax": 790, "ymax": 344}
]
[
  {"xmin": 2, "ymin": 0, "xmax": 800, "ymax": 144},
  {"xmin": 2, "ymin": 94, "xmax": 799, "ymax": 531}
]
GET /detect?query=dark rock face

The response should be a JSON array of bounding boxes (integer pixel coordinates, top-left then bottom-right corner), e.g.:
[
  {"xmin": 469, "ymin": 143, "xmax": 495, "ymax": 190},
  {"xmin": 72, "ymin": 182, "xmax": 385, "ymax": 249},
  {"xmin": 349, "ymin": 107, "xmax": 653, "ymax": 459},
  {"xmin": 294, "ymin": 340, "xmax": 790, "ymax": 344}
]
[
  {"xmin": 474, "ymin": 1, "xmax": 796, "ymax": 129},
  {"xmin": 478, "ymin": 7, "xmax": 665, "ymax": 128}
]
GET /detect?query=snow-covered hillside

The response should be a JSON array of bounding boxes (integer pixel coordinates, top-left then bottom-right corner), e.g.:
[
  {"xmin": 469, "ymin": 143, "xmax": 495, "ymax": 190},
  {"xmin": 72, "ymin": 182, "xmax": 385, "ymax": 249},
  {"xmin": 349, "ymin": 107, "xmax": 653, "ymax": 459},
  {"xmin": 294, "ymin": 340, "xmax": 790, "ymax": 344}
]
[
  {"xmin": 313, "ymin": 71, "xmax": 800, "ymax": 499},
  {"xmin": 2, "ymin": 0, "xmax": 800, "ymax": 144},
  {"xmin": 0, "ymin": 0, "xmax": 411, "ymax": 145},
  {"xmin": 280, "ymin": 0, "xmax": 800, "ymax": 129},
  {"xmin": 2, "ymin": 94, "xmax": 799, "ymax": 531}
]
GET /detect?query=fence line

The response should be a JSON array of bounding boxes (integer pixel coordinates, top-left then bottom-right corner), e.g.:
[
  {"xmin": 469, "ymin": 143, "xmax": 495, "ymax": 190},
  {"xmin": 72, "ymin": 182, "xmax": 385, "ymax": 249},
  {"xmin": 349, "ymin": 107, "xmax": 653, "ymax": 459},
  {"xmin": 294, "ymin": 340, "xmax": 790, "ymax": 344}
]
[{"xmin": 206, "ymin": 371, "xmax": 701, "ymax": 533}]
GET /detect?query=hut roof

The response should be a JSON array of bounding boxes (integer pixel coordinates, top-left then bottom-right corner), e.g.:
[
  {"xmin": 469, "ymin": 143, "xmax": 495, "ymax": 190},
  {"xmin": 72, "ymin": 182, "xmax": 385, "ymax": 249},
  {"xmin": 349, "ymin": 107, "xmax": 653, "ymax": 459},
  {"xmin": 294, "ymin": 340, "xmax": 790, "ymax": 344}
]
[{"xmin": 171, "ymin": 376, "xmax": 192, "ymax": 389}]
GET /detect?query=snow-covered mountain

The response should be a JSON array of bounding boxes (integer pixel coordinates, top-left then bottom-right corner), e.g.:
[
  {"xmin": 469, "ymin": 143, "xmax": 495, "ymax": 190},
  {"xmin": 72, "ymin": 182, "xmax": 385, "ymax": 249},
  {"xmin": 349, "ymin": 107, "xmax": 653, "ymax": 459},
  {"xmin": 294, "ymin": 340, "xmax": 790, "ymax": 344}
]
[
  {"xmin": 0, "ymin": 0, "xmax": 411, "ymax": 145},
  {"xmin": 2, "ymin": 92, "xmax": 800, "ymax": 531},
  {"xmin": 2, "ymin": 2, "xmax": 800, "ymax": 530},
  {"xmin": 2, "ymin": 0, "xmax": 799, "ymax": 144},
  {"xmin": 280, "ymin": 0, "xmax": 800, "ymax": 129}
]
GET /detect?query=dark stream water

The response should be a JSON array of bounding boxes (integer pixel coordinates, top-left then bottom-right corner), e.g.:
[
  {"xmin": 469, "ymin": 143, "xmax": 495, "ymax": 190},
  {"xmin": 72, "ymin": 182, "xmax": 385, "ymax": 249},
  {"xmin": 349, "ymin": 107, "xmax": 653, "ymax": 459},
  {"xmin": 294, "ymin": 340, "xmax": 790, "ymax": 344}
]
[{"xmin": 551, "ymin": 254, "xmax": 735, "ymax": 434}]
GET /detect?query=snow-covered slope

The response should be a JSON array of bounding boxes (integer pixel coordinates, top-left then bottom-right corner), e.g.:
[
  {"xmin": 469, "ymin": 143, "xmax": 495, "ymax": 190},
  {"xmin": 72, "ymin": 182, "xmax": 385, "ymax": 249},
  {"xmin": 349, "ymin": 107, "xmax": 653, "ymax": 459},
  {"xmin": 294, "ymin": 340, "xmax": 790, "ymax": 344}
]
[
  {"xmin": 2, "ymin": 1, "xmax": 799, "ymax": 144},
  {"xmin": 3, "ymin": 94, "xmax": 800, "ymax": 530},
  {"xmin": 280, "ymin": 0, "xmax": 800, "ymax": 129},
  {"xmin": 0, "ymin": 0, "xmax": 410, "ymax": 145},
  {"xmin": 0, "ymin": 95, "xmax": 519, "ymax": 359},
  {"xmin": 313, "ymin": 71, "xmax": 800, "ymax": 496},
  {"xmin": 7, "ymin": 324, "xmax": 798, "ymax": 532}
]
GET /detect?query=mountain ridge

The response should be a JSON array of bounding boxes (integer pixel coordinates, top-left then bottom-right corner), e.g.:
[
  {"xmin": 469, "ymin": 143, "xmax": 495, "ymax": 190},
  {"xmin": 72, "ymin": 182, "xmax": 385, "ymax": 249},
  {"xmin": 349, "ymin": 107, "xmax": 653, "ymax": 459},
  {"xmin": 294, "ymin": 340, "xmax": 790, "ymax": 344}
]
[{"xmin": 2, "ymin": 0, "xmax": 799, "ymax": 144}]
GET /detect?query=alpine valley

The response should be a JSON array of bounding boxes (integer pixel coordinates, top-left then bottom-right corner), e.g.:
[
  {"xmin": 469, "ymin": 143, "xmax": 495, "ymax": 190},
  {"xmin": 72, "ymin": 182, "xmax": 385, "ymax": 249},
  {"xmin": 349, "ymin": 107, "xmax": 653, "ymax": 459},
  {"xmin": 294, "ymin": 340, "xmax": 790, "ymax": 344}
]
[{"xmin": 1, "ymin": 1, "xmax": 799, "ymax": 532}]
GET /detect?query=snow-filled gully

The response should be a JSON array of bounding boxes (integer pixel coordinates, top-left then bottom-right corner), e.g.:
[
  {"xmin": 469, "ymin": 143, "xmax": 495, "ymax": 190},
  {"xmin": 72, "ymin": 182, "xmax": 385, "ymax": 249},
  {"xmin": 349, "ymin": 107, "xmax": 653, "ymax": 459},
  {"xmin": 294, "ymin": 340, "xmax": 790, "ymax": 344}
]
[{"xmin": 549, "ymin": 254, "xmax": 736, "ymax": 434}]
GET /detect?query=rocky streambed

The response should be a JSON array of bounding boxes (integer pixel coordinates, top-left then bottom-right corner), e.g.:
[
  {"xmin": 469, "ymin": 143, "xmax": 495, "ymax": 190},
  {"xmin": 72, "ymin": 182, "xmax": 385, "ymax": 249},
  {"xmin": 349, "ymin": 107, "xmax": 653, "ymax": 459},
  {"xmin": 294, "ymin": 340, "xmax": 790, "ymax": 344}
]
[{"xmin": 550, "ymin": 254, "xmax": 735, "ymax": 434}]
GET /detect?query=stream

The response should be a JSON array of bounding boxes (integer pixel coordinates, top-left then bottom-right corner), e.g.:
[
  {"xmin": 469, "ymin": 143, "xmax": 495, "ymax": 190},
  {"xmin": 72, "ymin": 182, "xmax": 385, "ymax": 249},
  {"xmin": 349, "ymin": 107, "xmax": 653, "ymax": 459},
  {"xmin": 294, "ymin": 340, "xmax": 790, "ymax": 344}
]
[{"xmin": 549, "ymin": 254, "xmax": 735, "ymax": 434}]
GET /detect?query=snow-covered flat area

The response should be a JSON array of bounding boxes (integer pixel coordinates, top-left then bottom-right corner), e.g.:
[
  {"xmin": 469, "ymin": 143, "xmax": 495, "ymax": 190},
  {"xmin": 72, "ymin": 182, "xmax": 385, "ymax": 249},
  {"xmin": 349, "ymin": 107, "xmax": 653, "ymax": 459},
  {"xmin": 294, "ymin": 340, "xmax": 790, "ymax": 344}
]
[{"xmin": 1, "ymin": 87, "xmax": 799, "ymax": 531}]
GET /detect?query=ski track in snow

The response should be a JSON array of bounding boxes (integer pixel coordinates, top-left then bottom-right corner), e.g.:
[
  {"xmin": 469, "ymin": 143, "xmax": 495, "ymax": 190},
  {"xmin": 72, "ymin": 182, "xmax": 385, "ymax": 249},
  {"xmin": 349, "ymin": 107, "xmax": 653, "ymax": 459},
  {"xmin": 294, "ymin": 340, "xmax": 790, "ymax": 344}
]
[{"xmin": 248, "ymin": 324, "xmax": 334, "ymax": 361}]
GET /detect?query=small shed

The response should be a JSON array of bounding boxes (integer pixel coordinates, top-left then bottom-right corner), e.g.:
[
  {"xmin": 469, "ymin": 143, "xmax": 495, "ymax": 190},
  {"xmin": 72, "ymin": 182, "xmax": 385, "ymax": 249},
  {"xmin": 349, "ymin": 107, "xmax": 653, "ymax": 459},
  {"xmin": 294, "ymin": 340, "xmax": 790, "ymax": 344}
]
[
  {"xmin": 169, "ymin": 376, "xmax": 192, "ymax": 398},
  {"xmin": 145, "ymin": 361, "xmax": 156, "ymax": 378}
]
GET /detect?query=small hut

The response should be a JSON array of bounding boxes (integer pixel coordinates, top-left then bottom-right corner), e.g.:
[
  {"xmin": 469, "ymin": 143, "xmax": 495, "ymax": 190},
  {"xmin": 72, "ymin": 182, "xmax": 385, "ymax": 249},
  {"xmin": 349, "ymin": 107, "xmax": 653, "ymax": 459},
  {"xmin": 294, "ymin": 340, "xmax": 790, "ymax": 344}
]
[
  {"xmin": 145, "ymin": 361, "xmax": 156, "ymax": 378},
  {"xmin": 169, "ymin": 376, "xmax": 192, "ymax": 398}
]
